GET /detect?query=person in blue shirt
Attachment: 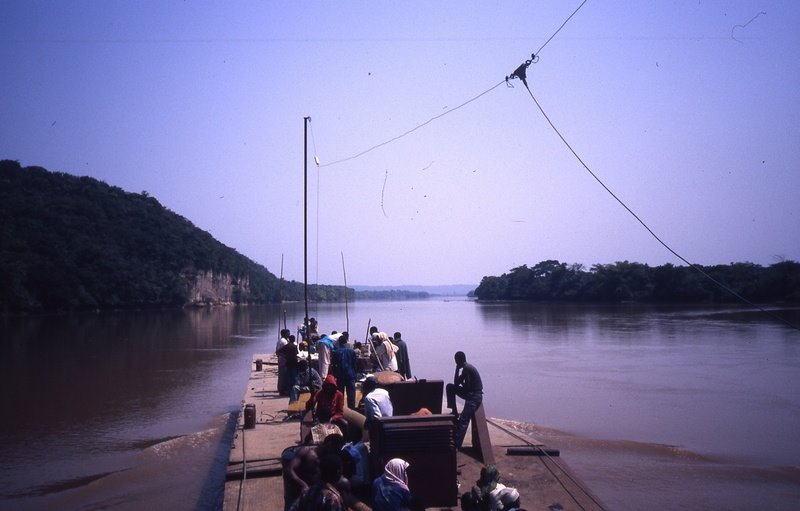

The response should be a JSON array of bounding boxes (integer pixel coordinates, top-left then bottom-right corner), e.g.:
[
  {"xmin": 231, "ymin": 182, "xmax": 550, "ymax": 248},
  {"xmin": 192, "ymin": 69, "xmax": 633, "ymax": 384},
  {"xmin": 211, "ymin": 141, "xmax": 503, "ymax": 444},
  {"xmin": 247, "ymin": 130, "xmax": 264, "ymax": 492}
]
[
  {"xmin": 331, "ymin": 332, "xmax": 357, "ymax": 409},
  {"xmin": 290, "ymin": 358, "xmax": 322, "ymax": 403},
  {"xmin": 371, "ymin": 458, "xmax": 423, "ymax": 511}
]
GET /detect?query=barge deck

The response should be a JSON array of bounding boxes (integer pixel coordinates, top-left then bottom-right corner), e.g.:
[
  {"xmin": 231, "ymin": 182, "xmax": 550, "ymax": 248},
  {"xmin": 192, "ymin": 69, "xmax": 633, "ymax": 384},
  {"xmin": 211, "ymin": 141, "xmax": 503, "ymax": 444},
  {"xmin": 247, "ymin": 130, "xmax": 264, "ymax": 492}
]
[{"xmin": 223, "ymin": 354, "xmax": 606, "ymax": 511}]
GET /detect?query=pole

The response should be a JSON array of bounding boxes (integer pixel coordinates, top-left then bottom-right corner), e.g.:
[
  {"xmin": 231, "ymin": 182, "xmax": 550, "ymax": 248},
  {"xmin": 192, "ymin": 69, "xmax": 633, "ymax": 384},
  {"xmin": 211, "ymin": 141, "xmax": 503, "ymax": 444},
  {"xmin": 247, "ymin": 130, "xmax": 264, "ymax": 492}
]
[
  {"xmin": 304, "ymin": 116, "xmax": 311, "ymax": 385},
  {"xmin": 279, "ymin": 253, "xmax": 284, "ymax": 302},
  {"xmin": 303, "ymin": 117, "xmax": 310, "ymax": 332},
  {"xmin": 341, "ymin": 251, "xmax": 349, "ymax": 333},
  {"xmin": 363, "ymin": 318, "xmax": 372, "ymax": 360},
  {"xmin": 278, "ymin": 253, "xmax": 285, "ymax": 337}
]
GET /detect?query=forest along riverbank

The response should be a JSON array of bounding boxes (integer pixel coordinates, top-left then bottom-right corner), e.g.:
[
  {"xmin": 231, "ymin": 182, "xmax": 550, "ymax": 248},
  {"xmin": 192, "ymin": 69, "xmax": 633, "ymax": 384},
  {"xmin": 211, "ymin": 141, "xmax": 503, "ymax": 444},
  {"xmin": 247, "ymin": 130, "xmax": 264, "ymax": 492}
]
[{"xmin": 223, "ymin": 353, "xmax": 606, "ymax": 511}]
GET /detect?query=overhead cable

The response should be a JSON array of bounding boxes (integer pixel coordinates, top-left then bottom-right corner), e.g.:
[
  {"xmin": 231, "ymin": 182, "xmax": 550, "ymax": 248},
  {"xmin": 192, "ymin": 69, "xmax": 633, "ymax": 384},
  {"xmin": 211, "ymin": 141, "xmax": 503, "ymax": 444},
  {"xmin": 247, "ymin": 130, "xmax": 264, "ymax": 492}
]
[
  {"xmin": 319, "ymin": 81, "xmax": 505, "ymax": 168},
  {"xmin": 504, "ymin": 0, "xmax": 799, "ymax": 330},
  {"xmin": 506, "ymin": 63, "xmax": 800, "ymax": 331},
  {"xmin": 536, "ymin": 0, "xmax": 589, "ymax": 56},
  {"xmin": 318, "ymin": 1, "xmax": 590, "ymax": 169}
]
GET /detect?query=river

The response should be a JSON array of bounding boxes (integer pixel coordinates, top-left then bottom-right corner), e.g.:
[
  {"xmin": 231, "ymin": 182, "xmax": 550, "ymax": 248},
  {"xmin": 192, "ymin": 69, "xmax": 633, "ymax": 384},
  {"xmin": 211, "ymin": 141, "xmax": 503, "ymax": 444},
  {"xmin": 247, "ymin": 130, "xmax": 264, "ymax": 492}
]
[{"xmin": 1, "ymin": 301, "xmax": 798, "ymax": 510}]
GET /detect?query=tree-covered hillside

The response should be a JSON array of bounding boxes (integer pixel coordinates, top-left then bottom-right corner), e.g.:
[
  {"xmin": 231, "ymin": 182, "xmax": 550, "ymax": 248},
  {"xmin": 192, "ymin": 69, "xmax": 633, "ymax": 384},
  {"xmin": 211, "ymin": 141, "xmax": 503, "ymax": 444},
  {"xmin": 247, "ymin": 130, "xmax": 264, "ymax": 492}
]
[
  {"xmin": 0, "ymin": 160, "xmax": 344, "ymax": 313},
  {"xmin": 474, "ymin": 259, "xmax": 800, "ymax": 303}
]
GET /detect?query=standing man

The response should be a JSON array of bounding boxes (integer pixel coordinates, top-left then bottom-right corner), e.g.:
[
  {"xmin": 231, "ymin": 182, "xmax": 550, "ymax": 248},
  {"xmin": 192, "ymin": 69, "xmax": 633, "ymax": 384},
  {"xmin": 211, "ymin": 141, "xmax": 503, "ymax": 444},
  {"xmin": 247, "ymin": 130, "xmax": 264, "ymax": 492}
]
[
  {"xmin": 278, "ymin": 335, "xmax": 300, "ymax": 396},
  {"xmin": 331, "ymin": 332, "xmax": 357, "ymax": 409},
  {"xmin": 276, "ymin": 329, "xmax": 291, "ymax": 395},
  {"xmin": 446, "ymin": 351, "xmax": 483, "ymax": 448},
  {"xmin": 318, "ymin": 331, "xmax": 341, "ymax": 380},
  {"xmin": 392, "ymin": 332, "xmax": 412, "ymax": 379}
]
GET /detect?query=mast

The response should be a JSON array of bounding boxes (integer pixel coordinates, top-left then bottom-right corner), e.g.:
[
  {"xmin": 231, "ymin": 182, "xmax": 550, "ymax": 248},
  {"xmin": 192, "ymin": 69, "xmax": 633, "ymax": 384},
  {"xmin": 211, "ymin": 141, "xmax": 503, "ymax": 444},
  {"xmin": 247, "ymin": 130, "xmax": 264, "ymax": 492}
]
[
  {"xmin": 341, "ymin": 251, "xmax": 349, "ymax": 333},
  {"xmin": 279, "ymin": 253, "xmax": 287, "ymax": 331},
  {"xmin": 304, "ymin": 117, "xmax": 311, "ymax": 379},
  {"xmin": 304, "ymin": 117, "xmax": 310, "ymax": 329}
]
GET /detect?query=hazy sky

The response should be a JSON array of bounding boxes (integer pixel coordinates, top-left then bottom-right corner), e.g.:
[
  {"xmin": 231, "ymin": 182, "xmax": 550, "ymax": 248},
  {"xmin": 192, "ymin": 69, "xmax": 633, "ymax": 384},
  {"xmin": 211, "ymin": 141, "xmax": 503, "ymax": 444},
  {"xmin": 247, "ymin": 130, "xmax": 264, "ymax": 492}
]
[{"xmin": 2, "ymin": 1, "xmax": 799, "ymax": 286}]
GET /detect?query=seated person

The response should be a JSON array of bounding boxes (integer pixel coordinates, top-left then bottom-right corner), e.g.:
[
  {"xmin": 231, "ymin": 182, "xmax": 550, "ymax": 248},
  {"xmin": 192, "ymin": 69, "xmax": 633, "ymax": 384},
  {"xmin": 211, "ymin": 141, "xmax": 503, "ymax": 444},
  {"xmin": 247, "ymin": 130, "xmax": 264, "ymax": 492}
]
[
  {"xmin": 371, "ymin": 458, "xmax": 424, "ymax": 511},
  {"xmin": 340, "ymin": 441, "xmax": 371, "ymax": 498},
  {"xmin": 307, "ymin": 374, "xmax": 348, "ymax": 437},
  {"xmin": 283, "ymin": 433, "xmax": 346, "ymax": 511},
  {"xmin": 290, "ymin": 359, "xmax": 322, "ymax": 403},
  {"xmin": 289, "ymin": 454, "xmax": 347, "ymax": 511},
  {"xmin": 461, "ymin": 464, "xmax": 522, "ymax": 511},
  {"xmin": 358, "ymin": 375, "xmax": 393, "ymax": 435}
]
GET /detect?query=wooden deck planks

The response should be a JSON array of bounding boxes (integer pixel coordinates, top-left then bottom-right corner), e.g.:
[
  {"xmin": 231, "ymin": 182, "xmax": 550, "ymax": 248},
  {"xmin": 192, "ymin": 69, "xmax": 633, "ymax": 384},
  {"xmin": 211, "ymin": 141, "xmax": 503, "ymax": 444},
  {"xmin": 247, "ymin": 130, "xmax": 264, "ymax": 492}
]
[{"xmin": 223, "ymin": 354, "xmax": 299, "ymax": 511}]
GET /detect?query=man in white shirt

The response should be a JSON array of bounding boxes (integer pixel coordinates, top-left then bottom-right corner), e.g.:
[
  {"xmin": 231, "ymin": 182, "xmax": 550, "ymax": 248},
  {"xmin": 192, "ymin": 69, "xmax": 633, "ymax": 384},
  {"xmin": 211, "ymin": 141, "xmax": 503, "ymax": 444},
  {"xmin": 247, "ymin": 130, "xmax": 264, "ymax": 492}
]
[
  {"xmin": 317, "ymin": 331, "xmax": 342, "ymax": 379},
  {"xmin": 359, "ymin": 375, "xmax": 393, "ymax": 435}
]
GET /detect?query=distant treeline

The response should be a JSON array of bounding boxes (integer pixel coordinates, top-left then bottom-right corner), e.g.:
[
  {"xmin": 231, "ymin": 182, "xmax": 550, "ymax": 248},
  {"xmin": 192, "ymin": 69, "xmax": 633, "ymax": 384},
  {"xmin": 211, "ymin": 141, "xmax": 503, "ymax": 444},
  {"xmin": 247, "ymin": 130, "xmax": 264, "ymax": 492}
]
[
  {"xmin": 473, "ymin": 259, "xmax": 800, "ymax": 303},
  {"xmin": 354, "ymin": 290, "xmax": 430, "ymax": 300},
  {"xmin": 0, "ymin": 160, "xmax": 346, "ymax": 313}
]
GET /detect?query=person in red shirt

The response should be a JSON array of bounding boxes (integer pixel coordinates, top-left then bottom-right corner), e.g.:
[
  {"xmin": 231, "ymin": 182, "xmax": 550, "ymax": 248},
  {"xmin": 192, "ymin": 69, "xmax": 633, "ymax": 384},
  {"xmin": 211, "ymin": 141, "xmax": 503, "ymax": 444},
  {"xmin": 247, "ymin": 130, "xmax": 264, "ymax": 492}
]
[{"xmin": 307, "ymin": 374, "xmax": 348, "ymax": 437}]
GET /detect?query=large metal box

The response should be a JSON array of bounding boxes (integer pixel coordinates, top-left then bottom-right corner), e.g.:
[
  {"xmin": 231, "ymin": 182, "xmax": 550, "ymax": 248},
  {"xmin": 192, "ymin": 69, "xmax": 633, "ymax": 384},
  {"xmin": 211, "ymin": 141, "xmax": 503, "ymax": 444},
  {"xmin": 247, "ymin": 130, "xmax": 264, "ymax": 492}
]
[
  {"xmin": 370, "ymin": 414, "xmax": 457, "ymax": 507},
  {"xmin": 382, "ymin": 379, "xmax": 444, "ymax": 415}
]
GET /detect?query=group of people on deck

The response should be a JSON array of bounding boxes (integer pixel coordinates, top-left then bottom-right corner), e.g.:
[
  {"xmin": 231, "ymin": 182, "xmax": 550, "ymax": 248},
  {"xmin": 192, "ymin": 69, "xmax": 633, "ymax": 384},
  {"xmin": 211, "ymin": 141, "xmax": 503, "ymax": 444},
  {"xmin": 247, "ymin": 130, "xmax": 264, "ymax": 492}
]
[
  {"xmin": 283, "ymin": 430, "xmax": 424, "ymax": 511},
  {"xmin": 284, "ymin": 434, "xmax": 523, "ymax": 511},
  {"xmin": 277, "ymin": 318, "xmax": 525, "ymax": 510},
  {"xmin": 276, "ymin": 319, "xmax": 489, "ymax": 448},
  {"xmin": 276, "ymin": 320, "xmax": 412, "ymax": 399},
  {"xmin": 366, "ymin": 326, "xmax": 412, "ymax": 378},
  {"xmin": 274, "ymin": 320, "xmax": 413, "ymax": 440}
]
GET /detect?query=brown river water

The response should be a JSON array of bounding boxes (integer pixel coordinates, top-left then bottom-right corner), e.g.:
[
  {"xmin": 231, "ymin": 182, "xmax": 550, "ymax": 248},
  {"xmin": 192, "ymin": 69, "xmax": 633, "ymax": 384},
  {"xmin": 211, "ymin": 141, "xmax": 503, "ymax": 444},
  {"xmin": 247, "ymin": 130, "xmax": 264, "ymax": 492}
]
[{"xmin": 1, "ymin": 301, "xmax": 799, "ymax": 510}]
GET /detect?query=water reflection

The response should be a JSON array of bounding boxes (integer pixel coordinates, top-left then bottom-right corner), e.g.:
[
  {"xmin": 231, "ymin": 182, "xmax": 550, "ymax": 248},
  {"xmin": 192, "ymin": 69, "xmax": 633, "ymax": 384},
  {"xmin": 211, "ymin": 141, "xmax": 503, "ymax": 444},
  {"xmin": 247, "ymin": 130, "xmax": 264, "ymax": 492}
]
[
  {"xmin": 0, "ymin": 307, "xmax": 285, "ymax": 507},
  {"xmin": 1, "ymin": 302, "xmax": 799, "ymax": 510},
  {"xmin": 471, "ymin": 302, "xmax": 800, "ymax": 468}
]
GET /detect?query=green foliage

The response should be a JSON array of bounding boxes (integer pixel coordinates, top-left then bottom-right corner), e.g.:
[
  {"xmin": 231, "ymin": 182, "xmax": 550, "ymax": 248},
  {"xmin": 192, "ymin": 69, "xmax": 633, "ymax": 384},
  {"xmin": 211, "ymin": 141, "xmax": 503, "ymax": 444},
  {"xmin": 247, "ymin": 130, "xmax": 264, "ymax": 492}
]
[
  {"xmin": 0, "ymin": 160, "xmax": 343, "ymax": 313},
  {"xmin": 354, "ymin": 289, "xmax": 430, "ymax": 300},
  {"xmin": 474, "ymin": 258, "xmax": 800, "ymax": 303}
]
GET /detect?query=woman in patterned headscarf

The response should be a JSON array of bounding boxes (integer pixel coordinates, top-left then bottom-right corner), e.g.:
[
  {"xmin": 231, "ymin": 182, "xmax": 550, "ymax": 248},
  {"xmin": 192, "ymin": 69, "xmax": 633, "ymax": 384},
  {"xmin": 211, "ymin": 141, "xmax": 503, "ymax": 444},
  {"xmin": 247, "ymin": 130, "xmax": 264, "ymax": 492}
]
[
  {"xmin": 371, "ymin": 458, "xmax": 423, "ymax": 510},
  {"xmin": 464, "ymin": 464, "xmax": 522, "ymax": 511},
  {"xmin": 477, "ymin": 465, "xmax": 501, "ymax": 500}
]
